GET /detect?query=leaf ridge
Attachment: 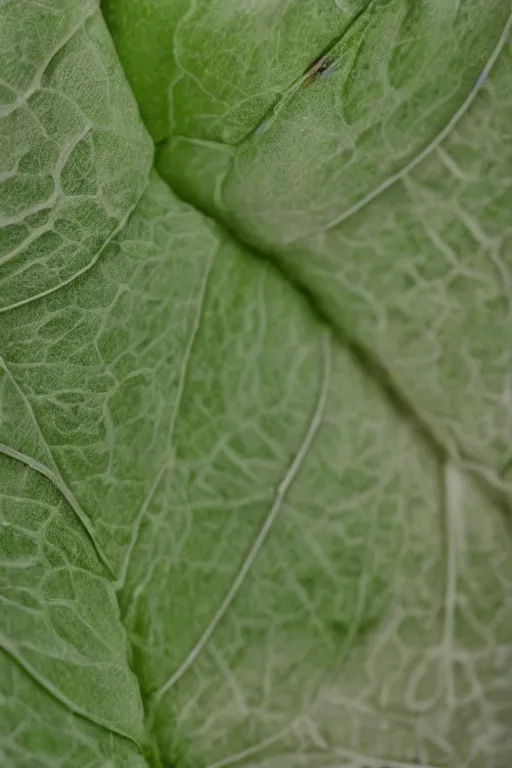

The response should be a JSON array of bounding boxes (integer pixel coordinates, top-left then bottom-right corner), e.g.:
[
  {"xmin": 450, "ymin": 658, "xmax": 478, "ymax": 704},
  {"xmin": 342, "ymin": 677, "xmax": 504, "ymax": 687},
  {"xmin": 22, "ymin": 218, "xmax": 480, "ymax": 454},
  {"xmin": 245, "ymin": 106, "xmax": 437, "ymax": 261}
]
[
  {"xmin": 114, "ymin": 241, "xmax": 217, "ymax": 592},
  {"xmin": 0, "ymin": 0, "xmax": 98, "ymax": 119},
  {"xmin": 0, "ymin": 645, "xmax": 139, "ymax": 745},
  {"xmin": 0, "ymin": 168, "xmax": 152, "ymax": 315},
  {"xmin": 283, "ymin": 6, "xmax": 512, "ymax": 243},
  {"xmin": 0, "ymin": 355, "xmax": 116, "ymax": 578},
  {"xmin": 147, "ymin": 330, "xmax": 332, "ymax": 715}
]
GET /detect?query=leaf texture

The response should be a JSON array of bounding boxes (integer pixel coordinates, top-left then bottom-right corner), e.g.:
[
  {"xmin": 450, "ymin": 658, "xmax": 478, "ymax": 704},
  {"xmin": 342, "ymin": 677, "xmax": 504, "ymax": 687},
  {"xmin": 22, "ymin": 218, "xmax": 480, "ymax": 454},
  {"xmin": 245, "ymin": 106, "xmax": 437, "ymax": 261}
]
[{"xmin": 1, "ymin": 1, "xmax": 511, "ymax": 767}]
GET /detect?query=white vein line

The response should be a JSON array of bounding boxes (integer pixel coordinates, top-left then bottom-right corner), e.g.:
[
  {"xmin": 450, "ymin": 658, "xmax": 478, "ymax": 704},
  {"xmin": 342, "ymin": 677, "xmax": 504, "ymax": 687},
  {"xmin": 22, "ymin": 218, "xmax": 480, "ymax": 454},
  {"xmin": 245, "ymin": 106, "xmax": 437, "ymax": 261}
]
[
  {"xmin": 152, "ymin": 332, "xmax": 332, "ymax": 705},
  {"xmin": 206, "ymin": 725, "xmax": 296, "ymax": 768},
  {"xmin": 114, "ymin": 250, "xmax": 215, "ymax": 590},
  {"xmin": 0, "ymin": 1, "xmax": 97, "ymax": 119},
  {"xmin": 0, "ymin": 5, "xmax": 152, "ymax": 312},
  {"xmin": 165, "ymin": 247, "xmax": 215, "ymax": 451},
  {"xmin": 332, "ymin": 749, "xmax": 444, "ymax": 768},
  {"xmin": 0, "ymin": 442, "xmax": 115, "ymax": 576},
  {"xmin": 0, "ymin": 356, "xmax": 115, "ymax": 577},
  {"xmin": 0, "ymin": 638, "xmax": 142, "ymax": 746},
  {"xmin": 0, "ymin": 169, "xmax": 151, "ymax": 315},
  {"xmin": 442, "ymin": 459, "xmax": 465, "ymax": 710},
  {"xmin": 0, "ymin": 119, "xmax": 94, "ymax": 230},
  {"xmin": 287, "ymin": 7, "xmax": 512, "ymax": 243},
  {"xmin": 113, "ymin": 463, "xmax": 168, "ymax": 592},
  {"xmin": 459, "ymin": 456, "xmax": 512, "ymax": 493},
  {"xmin": 210, "ymin": 739, "xmax": 444, "ymax": 768}
]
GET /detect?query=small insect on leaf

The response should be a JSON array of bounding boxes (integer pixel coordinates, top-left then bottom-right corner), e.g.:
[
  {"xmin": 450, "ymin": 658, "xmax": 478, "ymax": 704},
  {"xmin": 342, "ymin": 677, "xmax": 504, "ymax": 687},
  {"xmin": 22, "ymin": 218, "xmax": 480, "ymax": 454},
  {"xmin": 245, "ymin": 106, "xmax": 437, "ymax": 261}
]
[
  {"xmin": 320, "ymin": 61, "xmax": 337, "ymax": 79},
  {"xmin": 303, "ymin": 55, "xmax": 333, "ymax": 85}
]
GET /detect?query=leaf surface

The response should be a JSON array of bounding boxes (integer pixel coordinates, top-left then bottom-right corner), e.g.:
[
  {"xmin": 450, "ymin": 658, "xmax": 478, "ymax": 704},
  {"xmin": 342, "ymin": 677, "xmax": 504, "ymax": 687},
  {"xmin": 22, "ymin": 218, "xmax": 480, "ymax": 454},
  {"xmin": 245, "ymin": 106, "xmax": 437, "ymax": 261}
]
[{"xmin": 1, "ymin": 2, "xmax": 512, "ymax": 768}]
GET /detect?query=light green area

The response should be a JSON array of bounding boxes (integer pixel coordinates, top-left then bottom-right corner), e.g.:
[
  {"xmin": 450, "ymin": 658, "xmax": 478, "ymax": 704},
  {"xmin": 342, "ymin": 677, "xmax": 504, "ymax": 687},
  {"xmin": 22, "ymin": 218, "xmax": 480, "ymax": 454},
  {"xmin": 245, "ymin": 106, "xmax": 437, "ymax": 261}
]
[
  {"xmin": 102, "ymin": 0, "xmax": 371, "ymax": 143},
  {"xmin": 153, "ymin": 0, "xmax": 512, "ymax": 490},
  {"xmin": 0, "ymin": 0, "xmax": 151, "ymax": 313},
  {"xmin": 1, "ymin": 1, "xmax": 511, "ymax": 768},
  {"xmin": 0, "ymin": 454, "xmax": 144, "ymax": 739},
  {"xmin": 0, "ymin": 650, "xmax": 146, "ymax": 768}
]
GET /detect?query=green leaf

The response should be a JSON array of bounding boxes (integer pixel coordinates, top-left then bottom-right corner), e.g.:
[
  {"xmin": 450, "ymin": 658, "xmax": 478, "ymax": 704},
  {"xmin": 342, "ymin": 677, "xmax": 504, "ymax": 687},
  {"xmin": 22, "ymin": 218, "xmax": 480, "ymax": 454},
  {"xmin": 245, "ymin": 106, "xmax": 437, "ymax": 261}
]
[
  {"xmin": 0, "ymin": 452, "xmax": 144, "ymax": 739},
  {"xmin": 1, "ymin": 2, "xmax": 512, "ymax": 768},
  {"xmin": 0, "ymin": 0, "xmax": 151, "ymax": 313},
  {"xmin": 0, "ymin": 649, "xmax": 146, "ymax": 768},
  {"xmin": 151, "ymin": 0, "xmax": 512, "ymax": 488}
]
